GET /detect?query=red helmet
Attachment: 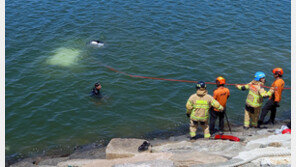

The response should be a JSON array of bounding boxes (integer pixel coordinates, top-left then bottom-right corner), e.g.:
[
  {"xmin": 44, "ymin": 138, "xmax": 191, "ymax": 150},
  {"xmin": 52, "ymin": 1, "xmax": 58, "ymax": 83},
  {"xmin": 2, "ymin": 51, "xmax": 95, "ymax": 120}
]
[
  {"xmin": 216, "ymin": 76, "xmax": 226, "ymax": 85},
  {"xmin": 272, "ymin": 68, "xmax": 283, "ymax": 75}
]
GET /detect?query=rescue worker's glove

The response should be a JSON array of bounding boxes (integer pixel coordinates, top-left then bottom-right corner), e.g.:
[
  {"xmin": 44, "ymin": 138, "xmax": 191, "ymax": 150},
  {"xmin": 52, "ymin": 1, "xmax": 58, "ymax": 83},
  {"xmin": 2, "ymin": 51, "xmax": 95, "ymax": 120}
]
[
  {"xmin": 186, "ymin": 113, "xmax": 190, "ymax": 118},
  {"xmin": 219, "ymin": 106, "xmax": 224, "ymax": 112},
  {"xmin": 274, "ymin": 102, "xmax": 280, "ymax": 107}
]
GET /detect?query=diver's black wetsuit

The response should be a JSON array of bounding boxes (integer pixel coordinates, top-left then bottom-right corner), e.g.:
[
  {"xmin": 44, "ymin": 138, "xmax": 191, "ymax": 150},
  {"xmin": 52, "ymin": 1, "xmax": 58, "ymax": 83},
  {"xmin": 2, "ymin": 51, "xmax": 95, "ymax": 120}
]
[{"xmin": 90, "ymin": 88, "xmax": 103, "ymax": 99}]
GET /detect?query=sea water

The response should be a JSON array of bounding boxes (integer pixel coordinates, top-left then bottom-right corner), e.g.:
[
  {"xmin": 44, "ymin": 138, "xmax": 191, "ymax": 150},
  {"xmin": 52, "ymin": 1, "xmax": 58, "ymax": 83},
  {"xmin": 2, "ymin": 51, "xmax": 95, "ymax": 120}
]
[{"xmin": 5, "ymin": 0, "xmax": 291, "ymax": 163}]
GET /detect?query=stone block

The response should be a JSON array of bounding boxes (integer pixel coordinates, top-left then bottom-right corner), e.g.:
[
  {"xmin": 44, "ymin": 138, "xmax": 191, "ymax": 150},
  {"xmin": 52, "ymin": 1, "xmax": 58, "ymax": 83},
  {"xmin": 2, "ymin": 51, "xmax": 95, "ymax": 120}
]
[
  {"xmin": 113, "ymin": 160, "xmax": 175, "ymax": 167},
  {"xmin": 38, "ymin": 157, "xmax": 69, "ymax": 166},
  {"xmin": 170, "ymin": 151, "xmax": 228, "ymax": 167},
  {"xmin": 106, "ymin": 138, "xmax": 151, "ymax": 159}
]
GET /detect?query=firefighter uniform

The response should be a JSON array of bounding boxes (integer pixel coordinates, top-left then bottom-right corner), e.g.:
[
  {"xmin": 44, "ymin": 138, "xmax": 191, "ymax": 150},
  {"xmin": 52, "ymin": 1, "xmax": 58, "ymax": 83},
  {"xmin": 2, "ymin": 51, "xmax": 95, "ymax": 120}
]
[
  {"xmin": 237, "ymin": 80, "xmax": 274, "ymax": 128},
  {"xmin": 186, "ymin": 86, "xmax": 224, "ymax": 138}
]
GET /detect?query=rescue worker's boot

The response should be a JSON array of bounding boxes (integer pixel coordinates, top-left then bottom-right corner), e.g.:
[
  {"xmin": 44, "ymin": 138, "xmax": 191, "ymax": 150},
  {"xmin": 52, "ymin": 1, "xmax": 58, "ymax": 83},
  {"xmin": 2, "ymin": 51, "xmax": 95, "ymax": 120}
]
[
  {"xmin": 257, "ymin": 120, "xmax": 263, "ymax": 128},
  {"xmin": 243, "ymin": 126, "xmax": 249, "ymax": 130},
  {"xmin": 218, "ymin": 131, "xmax": 224, "ymax": 135},
  {"xmin": 190, "ymin": 136, "xmax": 196, "ymax": 141}
]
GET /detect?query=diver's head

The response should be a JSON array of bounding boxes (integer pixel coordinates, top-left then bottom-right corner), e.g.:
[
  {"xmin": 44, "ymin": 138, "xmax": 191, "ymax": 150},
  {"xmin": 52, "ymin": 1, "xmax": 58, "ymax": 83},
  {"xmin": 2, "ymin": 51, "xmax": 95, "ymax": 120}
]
[{"xmin": 95, "ymin": 82, "xmax": 102, "ymax": 90}]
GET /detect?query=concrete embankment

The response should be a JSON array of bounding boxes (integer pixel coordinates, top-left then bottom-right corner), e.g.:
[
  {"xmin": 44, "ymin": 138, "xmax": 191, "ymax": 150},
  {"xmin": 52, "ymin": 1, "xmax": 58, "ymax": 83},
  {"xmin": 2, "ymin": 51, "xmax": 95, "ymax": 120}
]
[{"xmin": 10, "ymin": 121, "xmax": 291, "ymax": 167}]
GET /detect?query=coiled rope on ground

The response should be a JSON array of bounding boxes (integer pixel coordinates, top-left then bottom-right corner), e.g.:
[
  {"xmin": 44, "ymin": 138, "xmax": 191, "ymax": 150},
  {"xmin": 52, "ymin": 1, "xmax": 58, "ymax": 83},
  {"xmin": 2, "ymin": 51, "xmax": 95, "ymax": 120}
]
[{"xmin": 218, "ymin": 147, "xmax": 291, "ymax": 167}]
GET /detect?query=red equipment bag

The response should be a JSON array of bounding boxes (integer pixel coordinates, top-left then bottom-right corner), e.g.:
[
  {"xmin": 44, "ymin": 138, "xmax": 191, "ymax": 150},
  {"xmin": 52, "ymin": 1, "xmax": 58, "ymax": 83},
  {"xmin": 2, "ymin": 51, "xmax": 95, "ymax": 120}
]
[
  {"xmin": 214, "ymin": 135, "xmax": 240, "ymax": 142},
  {"xmin": 282, "ymin": 129, "xmax": 291, "ymax": 134}
]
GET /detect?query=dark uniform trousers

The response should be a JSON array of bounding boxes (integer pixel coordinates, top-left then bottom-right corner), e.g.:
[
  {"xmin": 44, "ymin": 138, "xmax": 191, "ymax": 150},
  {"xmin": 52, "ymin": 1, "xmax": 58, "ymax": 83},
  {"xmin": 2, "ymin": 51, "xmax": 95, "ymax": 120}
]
[
  {"xmin": 210, "ymin": 108, "xmax": 225, "ymax": 134},
  {"xmin": 259, "ymin": 99, "xmax": 278, "ymax": 123}
]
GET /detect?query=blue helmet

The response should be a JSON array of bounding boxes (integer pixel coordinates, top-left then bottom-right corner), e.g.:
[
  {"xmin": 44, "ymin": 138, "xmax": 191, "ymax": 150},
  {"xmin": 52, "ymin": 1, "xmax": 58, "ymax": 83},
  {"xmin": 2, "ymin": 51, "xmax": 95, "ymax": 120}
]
[
  {"xmin": 196, "ymin": 81, "xmax": 206, "ymax": 89},
  {"xmin": 254, "ymin": 72, "xmax": 266, "ymax": 81}
]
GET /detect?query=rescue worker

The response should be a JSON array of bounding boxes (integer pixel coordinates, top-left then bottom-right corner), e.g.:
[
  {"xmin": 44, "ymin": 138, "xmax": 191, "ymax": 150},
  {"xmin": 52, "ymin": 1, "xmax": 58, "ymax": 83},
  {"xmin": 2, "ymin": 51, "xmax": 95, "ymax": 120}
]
[
  {"xmin": 90, "ymin": 81, "xmax": 103, "ymax": 98},
  {"xmin": 236, "ymin": 72, "xmax": 274, "ymax": 129},
  {"xmin": 210, "ymin": 76, "xmax": 230, "ymax": 135},
  {"xmin": 186, "ymin": 81, "xmax": 224, "ymax": 140},
  {"xmin": 258, "ymin": 68, "xmax": 285, "ymax": 126}
]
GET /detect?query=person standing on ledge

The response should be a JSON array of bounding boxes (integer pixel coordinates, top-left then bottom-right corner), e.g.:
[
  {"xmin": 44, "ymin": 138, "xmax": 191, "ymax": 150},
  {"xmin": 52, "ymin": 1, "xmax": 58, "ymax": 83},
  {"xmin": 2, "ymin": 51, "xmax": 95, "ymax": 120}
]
[
  {"xmin": 236, "ymin": 72, "xmax": 274, "ymax": 129},
  {"xmin": 210, "ymin": 76, "xmax": 230, "ymax": 135},
  {"xmin": 258, "ymin": 68, "xmax": 285, "ymax": 126},
  {"xmin": 186, "ymin": 81, "xmax": 224, "ymax": 140},
  {"xmin": 90, "ymin": 81, "xmax": 103, "ymax": 99}
]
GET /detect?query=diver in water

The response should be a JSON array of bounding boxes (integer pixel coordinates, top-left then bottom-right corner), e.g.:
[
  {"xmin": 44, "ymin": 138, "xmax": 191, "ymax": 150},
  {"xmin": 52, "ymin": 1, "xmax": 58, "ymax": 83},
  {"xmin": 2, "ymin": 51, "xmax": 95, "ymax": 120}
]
[
  {"xmin": 90, "ymin": 40, "xmax": 104, "ymax": 47},
  {"xmin": 90, "ymin": 82, "xmax": 103, "ymax": 98}
]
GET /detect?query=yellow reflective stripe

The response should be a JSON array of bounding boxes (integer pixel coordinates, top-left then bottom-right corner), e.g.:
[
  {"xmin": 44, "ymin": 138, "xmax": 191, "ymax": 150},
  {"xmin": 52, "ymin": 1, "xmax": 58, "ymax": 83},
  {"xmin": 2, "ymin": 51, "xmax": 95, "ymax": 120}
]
[
  {"xmin": 186, "ymin": 100, "xmax": 193, "ymax": 114},
  {"xmin": 187, "ymin": 101, "xmax": 193, "ymax": 108},
  {"xmin": 238, "ymin": 84, "xmax": 250, "ymax": 90},
  {"xmin": 195, "ymin": 100, "xmax": 208, "ymax": 104},
  {"xmin": 215, "ymin": 104, "xmax": 223, "ymax": 111},
  {"xmin": 211, "ymin": 101, "xmax": 215, "ymax": 106},
  {"xmin": 237, "ymin": 85, "xmax": 243, "ymax": 90},
  {"xmin": 190, "ymin": 115, "xmax": 208, "ymax": 121},
  {"xmin": 205, "ymin": 110, "xmax": 209, "ymax": 118},
  {"xmin": 193, "ymin": 105, "xmax": 209, "ymax": 109},
  {"xmin": 204, "ymin": 134, "xmax": 211, "ymax": 138},
  {"xmin": 190, "ymin": 100, "xmax": 209, "ymax": 121},
  {"xmin": 190, "ymin": 132, "xmax": 196, "ymax": 137},
  {"xmin": 244, "ymin": 121, "xmax": 250, "ymax": 126},
  {"xmin": 249, "ymin": 91, "xmax": 259, "ymax": 99},
  {"xmin": 188, "ymin": 101, "xmax": 193, "ymax": 105},
  {"xmin": 247, "ymin": 91, "xmax": 261, "ymax": 107},
  {"xmin": 193, "ymin": 100, "xmax": 209, "ymax": 109},
  {"xmin": 260, "ymin": 89, "xmax": 273, "ymax": 97},
  {"xmin": 266, "ymin": 91, "xmax": 272, "ymax": 96},
  {"xmin": 246, "ymin": 99, "xmax": 261, "ymax": 107},
  {"xmin": 211, "ymin": 100, "xmax": 223, "ymax": 111},
  {"xmin": 193, "ymin": 101, "xmax": 209, "ymax": 110},
  {"xmin": 251, "ymin": 122, "xmax": 257, "ymax": 125}
]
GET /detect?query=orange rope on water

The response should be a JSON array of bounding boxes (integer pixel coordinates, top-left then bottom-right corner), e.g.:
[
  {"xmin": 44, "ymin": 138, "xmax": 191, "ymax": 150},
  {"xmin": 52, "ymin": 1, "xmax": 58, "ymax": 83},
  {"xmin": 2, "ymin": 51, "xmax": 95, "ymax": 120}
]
[{"xmin": 103, "ymin": 64, "xmax": 291, "ymax": 90}]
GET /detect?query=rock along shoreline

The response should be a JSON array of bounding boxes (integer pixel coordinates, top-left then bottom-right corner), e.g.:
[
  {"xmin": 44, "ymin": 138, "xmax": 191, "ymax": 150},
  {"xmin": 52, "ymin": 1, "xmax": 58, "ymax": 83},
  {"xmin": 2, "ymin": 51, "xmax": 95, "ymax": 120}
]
[{"xmin": 9, "ymin": 120, "xmax": 291, "ymax": 167}]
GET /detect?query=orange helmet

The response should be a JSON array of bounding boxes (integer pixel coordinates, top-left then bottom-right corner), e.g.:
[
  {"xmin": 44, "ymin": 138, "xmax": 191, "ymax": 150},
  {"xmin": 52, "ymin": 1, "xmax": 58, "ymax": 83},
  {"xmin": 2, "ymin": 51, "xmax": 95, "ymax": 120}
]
[
  {"xmin": 272, "ymin": 68, "xmax": 283, "ymax": 76},
  {"xmin": 216, "ymin": 76, "xmax": 226, "ymax": 85}
]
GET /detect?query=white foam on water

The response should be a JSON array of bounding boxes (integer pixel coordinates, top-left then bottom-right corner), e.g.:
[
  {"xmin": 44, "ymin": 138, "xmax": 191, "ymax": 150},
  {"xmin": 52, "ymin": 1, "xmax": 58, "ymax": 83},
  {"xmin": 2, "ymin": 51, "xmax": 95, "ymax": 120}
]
[
  {"xmin": 47, "ymin": 47, "xmax": 81, "ymax": 67},
  {"xmin": 90, "ymin": 41, "xmax": 104, "ymax": 48}
]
